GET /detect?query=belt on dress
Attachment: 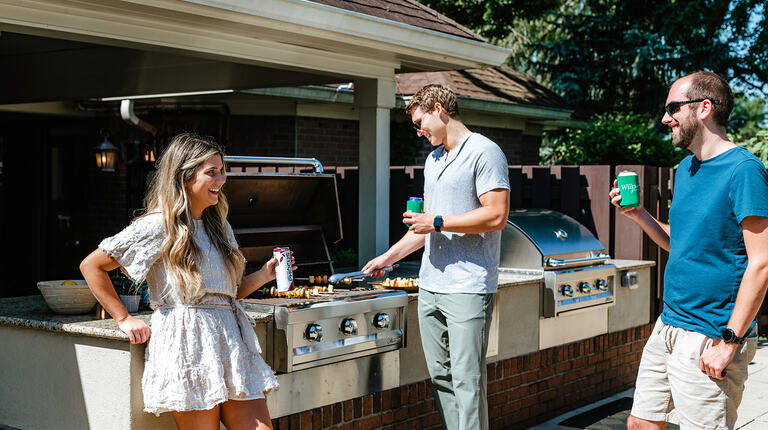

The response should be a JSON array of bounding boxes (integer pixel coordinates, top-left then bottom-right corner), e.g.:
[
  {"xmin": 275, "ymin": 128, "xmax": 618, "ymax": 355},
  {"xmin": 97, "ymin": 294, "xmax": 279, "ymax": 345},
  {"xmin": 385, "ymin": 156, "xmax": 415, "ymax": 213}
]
[{"xmin": 156, "ymin": 299, "xmax": 262, "ymax": 355}]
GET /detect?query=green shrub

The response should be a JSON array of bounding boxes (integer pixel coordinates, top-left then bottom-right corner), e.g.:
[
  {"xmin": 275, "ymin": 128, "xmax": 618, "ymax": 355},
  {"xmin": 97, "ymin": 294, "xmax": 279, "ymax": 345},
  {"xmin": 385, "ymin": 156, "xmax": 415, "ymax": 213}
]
[
  {"xmin": 736, "ymin": 129, "xmax": 768, "ymax": 168},
  {"xmin": 541, "ymin": 112, "xmax": 687, "ymax": 167}
]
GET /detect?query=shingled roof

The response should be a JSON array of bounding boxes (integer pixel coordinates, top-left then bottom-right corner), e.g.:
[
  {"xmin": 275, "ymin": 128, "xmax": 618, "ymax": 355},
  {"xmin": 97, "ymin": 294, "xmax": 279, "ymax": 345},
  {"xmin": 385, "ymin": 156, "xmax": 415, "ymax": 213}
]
[
  {"xmin": 308, "ymin": 0, "xmax": 484, "ymax": 42},
  {"xmin": 395, "ymin": 66, "xmax": 570, "ymax": 110}
]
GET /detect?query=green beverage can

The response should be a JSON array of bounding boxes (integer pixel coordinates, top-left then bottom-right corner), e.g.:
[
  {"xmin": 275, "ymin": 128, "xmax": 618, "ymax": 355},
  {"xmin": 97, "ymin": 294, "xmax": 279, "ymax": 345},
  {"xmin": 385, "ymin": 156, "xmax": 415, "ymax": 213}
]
[
  {"xmin": 406, "ymin": 197, "xmax": 424, "ymax": 227},
  {"xmin": 617, "ymin": 171, "xmax": 640, "ymax": 208}
]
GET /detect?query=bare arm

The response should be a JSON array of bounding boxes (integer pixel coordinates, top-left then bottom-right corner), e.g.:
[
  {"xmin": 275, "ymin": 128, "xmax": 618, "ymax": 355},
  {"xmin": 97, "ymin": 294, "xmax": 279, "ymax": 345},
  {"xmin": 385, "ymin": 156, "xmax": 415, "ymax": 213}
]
[
  {"xmin": 80, "ymin": 249, "xmax": 151, "ymax": 344},
  {"xmin": 405, "ymin": 188, "xmax": 510, "ymax": 235},
  {"xmin": 609, "ymin": 180, "xmax": 671, "ymax": 251},
  {"xmin": 362, "ymin": 230, "xmax": 426, "ymax": 278},
  {"xmin": 237, "ymin": 254, "xmax": 296, "ymax": 299},
  {"xmin": 700, "ymin": 216, "xmax": 768, "ymax": 379}
]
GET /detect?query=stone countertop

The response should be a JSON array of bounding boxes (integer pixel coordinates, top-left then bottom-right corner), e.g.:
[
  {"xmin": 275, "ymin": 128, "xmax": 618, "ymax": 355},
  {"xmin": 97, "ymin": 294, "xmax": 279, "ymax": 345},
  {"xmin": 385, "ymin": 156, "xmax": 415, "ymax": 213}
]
[
  {"xmin": 1, "ymin": 260, "xmax": 654, "ymax": 338},
  {"xmin": 0, "ymin": 295, "xmax": 273, "ymax": 341}
]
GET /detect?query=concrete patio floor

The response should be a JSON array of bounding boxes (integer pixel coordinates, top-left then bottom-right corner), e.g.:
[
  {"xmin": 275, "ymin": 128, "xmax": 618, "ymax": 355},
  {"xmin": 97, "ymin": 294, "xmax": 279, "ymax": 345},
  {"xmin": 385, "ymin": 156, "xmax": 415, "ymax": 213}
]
[{"xmin": 530, "ymin": 339, "xmax": 768, "ymax": 429}]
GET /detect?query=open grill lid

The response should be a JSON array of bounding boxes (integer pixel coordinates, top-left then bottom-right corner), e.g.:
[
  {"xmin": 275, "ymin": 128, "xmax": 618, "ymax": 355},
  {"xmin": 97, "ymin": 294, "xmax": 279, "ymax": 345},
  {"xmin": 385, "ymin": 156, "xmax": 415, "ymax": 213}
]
[
  {"xmin": 223, "ymin": 172, "xmax": 343, "ymax": 244},
  {"xmin": 500, "ymin": 209, "xmax": 607, "ymax": 270}
]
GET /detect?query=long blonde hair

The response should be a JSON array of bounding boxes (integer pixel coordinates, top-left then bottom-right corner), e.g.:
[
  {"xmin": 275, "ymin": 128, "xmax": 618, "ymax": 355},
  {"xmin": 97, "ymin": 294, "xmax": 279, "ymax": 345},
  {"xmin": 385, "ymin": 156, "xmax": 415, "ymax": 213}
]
[{"xmin": 143, "ymin": 133, "xmax": 244, "ymax": 300}]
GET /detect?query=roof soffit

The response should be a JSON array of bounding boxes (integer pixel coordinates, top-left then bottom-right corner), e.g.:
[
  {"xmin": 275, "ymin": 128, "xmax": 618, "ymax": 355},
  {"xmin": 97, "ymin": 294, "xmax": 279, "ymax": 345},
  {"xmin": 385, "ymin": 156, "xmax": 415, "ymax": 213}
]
[
  {"xmin": 0, "ymin": 0, "xmax": 508, "ymax": 75},
  {"xmin": 183, "ymin": 0, "xmax": 508, "ymax": 67}
]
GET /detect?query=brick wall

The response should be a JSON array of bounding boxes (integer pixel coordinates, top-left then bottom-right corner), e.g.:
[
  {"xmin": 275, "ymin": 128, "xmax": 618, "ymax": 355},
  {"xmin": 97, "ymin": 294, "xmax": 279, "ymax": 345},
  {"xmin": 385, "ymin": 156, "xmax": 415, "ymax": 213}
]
[
  {"xmin": 296, "ymin": 117, "xmax": 359, "ymax": 165},
  {"xmin": 227, "ymin": 115, "xmax": 541, "ymax": 167},
  {"xmin": 409, "ymin": 127, "xmax": 541, "ymax": 166},
  {"xmin": 270, "ymin": 323, "xmax": 652, "ymax": 430},
  {"xmin": 86, "ymin": 161, "xmax": 129, "ymax": 243},
  {"xmin": 229, "ymin": 116, "xmax": 296, "ymax": 157}
]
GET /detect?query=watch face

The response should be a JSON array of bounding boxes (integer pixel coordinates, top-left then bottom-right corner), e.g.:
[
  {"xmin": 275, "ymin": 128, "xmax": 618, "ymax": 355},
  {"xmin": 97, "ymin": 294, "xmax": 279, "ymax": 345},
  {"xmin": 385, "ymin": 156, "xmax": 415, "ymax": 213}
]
[{"xmin": 722, "ymin": 328, "xmax": 735, "ymax": 342}]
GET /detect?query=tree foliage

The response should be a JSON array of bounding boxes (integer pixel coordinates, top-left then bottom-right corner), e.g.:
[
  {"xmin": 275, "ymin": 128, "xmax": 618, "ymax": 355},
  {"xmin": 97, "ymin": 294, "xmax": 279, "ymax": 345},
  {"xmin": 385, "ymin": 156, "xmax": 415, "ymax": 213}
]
[
  {"xmin": 541, "ymin": 112, "xmax": 687, "ymax": 167},
  {"xmin": 738, "ymin": 129, "xmax": 768, "ymax": 168},
  {"xmin": 421, "ymin": 0, "xmax": 768, "ymax": 121},
  {"xmin": 729, "ymin": 95, "xmax": 767, "ymax": 137},
  {"xmin": 417, "ymin": 0, "xmax": 560, "ymax": 40}
]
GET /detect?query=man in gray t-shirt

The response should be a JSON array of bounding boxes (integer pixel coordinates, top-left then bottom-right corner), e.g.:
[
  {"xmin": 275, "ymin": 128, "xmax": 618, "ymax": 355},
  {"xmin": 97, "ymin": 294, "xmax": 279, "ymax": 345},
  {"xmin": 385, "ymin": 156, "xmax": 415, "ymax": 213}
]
[{"xmin": 363, "ymin": 84, "xmax": 510, "ymax": 430}]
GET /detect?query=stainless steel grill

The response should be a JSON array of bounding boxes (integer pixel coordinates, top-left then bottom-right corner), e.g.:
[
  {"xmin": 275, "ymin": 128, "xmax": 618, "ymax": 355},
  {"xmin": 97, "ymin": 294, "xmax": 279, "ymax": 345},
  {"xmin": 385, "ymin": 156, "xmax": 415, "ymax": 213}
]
[
  {"xmin": 500, "ymin": 209, "xmax": 617, "ymax": 318},
  {"xmin": 244, "ymin": 290, "xmax": 406, "ymax": 372},
  {"xmin": 223, "ymin": 156, "xmax": 407, "ymax": 373}
]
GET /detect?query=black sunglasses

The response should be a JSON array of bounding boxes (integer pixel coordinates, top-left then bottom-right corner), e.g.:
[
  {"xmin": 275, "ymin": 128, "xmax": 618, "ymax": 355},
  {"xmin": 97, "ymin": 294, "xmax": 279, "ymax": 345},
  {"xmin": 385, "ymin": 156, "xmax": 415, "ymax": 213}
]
[{"xmin": 665, "ymin": 99, "xmax": 720, "ymax": 115}]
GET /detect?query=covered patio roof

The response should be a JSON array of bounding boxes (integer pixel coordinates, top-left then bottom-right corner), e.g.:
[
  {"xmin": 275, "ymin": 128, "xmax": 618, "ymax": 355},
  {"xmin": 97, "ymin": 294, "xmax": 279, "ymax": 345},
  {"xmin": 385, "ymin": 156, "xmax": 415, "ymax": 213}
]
[{"xmin": 0, "ymin": 0, "xmax": 511, "ymax": 266}]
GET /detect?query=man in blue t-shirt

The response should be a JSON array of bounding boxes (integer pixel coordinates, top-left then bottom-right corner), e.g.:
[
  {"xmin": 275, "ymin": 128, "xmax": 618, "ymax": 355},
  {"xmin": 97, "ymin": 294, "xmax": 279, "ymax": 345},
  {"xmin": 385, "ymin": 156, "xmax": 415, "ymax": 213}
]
[{"xmin": 610, "ymin": 71, "xmax": 768, "ymax": 429}]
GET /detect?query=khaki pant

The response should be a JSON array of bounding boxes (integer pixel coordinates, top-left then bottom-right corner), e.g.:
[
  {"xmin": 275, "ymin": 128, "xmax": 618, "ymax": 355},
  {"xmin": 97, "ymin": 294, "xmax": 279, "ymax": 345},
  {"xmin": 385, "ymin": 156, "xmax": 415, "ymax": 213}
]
[
  {"xmin": 631, "ymin": 317, "xmax": 757, "ymax": 429},
  {"xmin": 418, "ymin": 289, "xmax": 495, "ymax": 430}
]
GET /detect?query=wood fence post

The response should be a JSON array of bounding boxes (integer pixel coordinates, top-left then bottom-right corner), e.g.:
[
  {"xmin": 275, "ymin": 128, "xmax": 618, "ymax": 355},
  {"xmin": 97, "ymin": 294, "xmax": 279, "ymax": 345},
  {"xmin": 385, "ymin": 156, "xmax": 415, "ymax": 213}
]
[{"xmin": 579, "ymin": 166, "xmax": 612, "ymax": 251}]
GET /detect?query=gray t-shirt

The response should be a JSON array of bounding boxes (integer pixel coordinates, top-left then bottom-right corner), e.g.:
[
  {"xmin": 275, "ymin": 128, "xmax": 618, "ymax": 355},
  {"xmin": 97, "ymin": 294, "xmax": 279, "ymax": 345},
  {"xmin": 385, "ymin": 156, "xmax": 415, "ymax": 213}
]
[{"xmin": 419, "ymin": 133, "xmax": 510, "ymax": 294}]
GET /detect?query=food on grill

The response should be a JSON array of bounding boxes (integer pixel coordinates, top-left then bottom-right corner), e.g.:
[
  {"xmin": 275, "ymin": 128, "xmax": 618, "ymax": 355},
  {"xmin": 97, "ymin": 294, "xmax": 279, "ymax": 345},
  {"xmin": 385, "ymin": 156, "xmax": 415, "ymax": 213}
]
[
  {"xmin": 259, "ymin": 284, "xmax": 334, "ymax": 298},
  {"xmin": 381, "ymin": 277, "xmax": 419, "ymax": 288},
  {"xmin": 61, "ymin": 280, "xmax": 78, "ymax": 286},
  {"xmin": 307, "ymin": 275, "xmax": 329, "ymax": 284}
]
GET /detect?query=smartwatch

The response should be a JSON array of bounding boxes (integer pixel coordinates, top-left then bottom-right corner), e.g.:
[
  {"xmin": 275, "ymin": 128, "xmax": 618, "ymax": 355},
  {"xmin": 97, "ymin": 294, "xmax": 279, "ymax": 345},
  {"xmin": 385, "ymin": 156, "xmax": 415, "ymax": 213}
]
[
  {"xmin": 433, "ymin": 215, "xmax": 443, "ymax": 232},
  {"xmin": 721, "ymin": 328, "xmax": 745, "ymax": 344}
]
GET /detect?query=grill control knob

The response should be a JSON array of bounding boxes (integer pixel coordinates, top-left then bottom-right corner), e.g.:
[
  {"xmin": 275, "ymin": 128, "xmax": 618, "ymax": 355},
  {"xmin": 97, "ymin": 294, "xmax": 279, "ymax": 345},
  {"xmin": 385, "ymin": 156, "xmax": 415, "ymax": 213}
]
[
  {"xmin": 305, "ymin": 324, "xmax": 323, "ymax": 341},
  {"xmin": 579, "ymin": 282, "xmax": 592, "ymax": 293},
  {"xmin": 341, "ymin": 318, "xmax": 358, "ymax": 335},
  {"xmin": 373, "ymin": 313, "xmax": 390, "ymax": 329},
  {"xmin": 560, "ymin": 284, "xmax": 574, "ymax": 297},
  {"xmin": 595, "ymin": 279, "xmax": 608, "ymax": 291}
]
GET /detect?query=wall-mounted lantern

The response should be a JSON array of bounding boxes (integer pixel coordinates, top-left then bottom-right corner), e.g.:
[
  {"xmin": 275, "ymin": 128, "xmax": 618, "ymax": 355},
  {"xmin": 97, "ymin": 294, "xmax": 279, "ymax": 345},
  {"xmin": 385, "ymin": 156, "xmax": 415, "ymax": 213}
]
[{"xmin": 94, "ymin": 131, "xmax": 118, "ymax": 172}]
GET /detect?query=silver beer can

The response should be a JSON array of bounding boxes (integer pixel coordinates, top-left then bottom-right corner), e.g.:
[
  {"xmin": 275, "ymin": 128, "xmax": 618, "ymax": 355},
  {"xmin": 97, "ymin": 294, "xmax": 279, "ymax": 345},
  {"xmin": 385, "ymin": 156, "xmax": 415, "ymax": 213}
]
[{"xmin": 273, "ymin": 247, "xmax": 294, "ymax": 292}]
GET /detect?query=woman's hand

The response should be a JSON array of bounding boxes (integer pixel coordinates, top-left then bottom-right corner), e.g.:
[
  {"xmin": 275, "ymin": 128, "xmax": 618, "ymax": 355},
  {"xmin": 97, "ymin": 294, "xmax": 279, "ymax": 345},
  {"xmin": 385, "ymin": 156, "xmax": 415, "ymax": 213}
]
[
  {"xmin": 118, "ymin": 316, "xmax": 152, "ymax": 344},
  {"xmin": 257, "ymin": 252, "xmax": 296, "ymax": 283},
  {"xmin": 239, "ymin": 252, "xmax": 297, "ymax": 298}
]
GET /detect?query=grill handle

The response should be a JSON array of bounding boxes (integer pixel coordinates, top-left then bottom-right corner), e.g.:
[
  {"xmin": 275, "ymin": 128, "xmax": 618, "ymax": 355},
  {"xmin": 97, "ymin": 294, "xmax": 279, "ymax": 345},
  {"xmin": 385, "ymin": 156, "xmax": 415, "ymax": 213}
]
[
  {"xmin": 544, "ymin": 254, "xmax": 610, "ymax": 268},
  {"xmin": 223, "ymin": 155, "xmax": 324, "ymax": 173}
]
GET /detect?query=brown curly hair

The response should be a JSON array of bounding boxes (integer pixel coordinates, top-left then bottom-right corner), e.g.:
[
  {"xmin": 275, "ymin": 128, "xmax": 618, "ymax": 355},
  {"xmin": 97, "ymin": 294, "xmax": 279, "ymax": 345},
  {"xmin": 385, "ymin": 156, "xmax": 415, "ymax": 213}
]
[{"xmin": 405, "ymin": 84, "xmax": 459, "ymax": 118}]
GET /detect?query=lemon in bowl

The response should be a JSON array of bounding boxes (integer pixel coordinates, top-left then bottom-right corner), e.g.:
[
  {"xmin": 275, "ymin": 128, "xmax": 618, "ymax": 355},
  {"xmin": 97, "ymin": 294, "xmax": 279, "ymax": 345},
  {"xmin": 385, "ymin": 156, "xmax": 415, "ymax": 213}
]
[{"xmin": 37, "ymin": 280, "xmax": 97, "ymax": 314}]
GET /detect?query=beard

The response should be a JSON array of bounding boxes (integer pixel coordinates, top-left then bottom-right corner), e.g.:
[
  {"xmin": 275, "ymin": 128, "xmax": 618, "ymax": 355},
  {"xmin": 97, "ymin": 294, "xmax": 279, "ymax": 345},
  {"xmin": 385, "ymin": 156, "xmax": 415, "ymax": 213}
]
[{"xmin": 672, "ymin": 113, "xmax": 699, "ymax": 150}]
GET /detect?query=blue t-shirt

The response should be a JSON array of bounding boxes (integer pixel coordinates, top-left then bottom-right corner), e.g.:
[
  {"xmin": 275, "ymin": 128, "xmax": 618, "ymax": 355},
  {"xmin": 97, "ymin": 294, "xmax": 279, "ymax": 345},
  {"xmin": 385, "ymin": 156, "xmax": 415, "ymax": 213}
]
[{"xmin": 662, "ymin": 146, "xmax": 768, "ymax": 338}]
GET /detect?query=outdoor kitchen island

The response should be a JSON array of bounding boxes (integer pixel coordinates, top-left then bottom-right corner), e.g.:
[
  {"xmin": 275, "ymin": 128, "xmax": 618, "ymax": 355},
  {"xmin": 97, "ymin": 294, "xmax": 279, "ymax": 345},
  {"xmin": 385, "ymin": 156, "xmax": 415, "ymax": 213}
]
[{"xmin": 0, "ymin": 259, "xmax": 653, "ymax": 430}]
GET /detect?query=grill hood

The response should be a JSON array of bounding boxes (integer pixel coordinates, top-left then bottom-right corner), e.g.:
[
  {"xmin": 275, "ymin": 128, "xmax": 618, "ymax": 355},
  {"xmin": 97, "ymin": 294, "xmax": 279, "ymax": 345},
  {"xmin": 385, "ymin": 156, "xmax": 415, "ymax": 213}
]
[{"xmin": 500, "ymin": 209, "xmax": 607, "ymax": 270}]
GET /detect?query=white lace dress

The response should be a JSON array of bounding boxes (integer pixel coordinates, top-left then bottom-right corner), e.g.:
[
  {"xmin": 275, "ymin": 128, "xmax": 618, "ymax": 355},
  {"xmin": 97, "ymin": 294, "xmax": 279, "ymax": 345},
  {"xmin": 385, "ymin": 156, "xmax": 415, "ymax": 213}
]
[{"xmin": 99, "ymin": 213, "xmax": 278, "ymax": 415}]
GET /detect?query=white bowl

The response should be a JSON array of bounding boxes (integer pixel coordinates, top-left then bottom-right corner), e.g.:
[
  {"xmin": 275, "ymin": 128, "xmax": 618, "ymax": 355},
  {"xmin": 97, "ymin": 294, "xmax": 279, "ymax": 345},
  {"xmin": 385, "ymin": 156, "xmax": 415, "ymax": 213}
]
[{"xmin": 37, "ymin": 280, "xmax": 98, "ymax": 314}]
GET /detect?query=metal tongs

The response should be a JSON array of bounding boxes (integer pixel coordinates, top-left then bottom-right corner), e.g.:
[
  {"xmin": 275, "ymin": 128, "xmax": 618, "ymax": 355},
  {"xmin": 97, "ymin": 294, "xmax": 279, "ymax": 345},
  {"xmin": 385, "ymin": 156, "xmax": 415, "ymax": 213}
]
[{"xmin": 328, "ymin": 264, "xmax": 399, "ymax": 285}]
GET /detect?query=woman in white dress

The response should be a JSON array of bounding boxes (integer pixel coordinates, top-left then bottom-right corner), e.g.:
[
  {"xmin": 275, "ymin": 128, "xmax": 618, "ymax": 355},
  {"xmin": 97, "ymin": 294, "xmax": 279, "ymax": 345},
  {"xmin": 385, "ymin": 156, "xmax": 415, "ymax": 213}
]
[{"xmin": 80, "ymin": 133, "xmax": 283, "ymax": 430}]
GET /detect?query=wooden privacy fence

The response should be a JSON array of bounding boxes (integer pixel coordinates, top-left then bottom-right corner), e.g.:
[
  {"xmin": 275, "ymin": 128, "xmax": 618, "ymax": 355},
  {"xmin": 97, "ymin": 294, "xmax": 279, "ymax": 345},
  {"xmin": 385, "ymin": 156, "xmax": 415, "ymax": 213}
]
[
  {"xmin": 233, "ymin": 163, "xmax": 767, "ymax": 335},
  {"xmin": 333, "ymin": 164, "xmax": 673, "ymax": 322}
]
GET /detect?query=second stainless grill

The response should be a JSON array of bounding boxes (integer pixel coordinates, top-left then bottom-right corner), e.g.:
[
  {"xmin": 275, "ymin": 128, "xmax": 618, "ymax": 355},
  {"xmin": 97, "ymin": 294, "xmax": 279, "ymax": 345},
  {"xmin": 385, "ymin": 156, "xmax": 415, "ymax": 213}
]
[{"xmin": 500, "ymin": 209, "xmax": 617, "ymax": 318}]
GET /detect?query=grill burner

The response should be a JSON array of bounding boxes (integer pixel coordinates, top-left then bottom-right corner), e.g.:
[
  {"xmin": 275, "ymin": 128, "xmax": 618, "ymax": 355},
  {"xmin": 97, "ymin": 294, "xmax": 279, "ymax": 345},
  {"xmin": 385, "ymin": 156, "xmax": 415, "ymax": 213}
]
[{"xmin": 244, "ymin": 289, "xmax": 406, "ymax": 372}]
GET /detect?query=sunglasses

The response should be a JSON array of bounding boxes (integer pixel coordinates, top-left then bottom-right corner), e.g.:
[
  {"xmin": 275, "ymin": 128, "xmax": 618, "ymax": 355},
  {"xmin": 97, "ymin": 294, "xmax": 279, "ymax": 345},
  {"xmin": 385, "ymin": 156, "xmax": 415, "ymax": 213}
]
[{"xmin": 664, "ymin": 99, "xmax": 720, "ymax": 115}]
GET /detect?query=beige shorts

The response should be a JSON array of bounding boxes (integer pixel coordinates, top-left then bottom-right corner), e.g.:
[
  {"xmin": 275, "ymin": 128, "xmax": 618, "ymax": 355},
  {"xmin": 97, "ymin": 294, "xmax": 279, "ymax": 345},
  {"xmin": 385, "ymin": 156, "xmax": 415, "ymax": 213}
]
[{"xmin": 631, "ymin": 317, "xmax": 757, "ymax": 429}]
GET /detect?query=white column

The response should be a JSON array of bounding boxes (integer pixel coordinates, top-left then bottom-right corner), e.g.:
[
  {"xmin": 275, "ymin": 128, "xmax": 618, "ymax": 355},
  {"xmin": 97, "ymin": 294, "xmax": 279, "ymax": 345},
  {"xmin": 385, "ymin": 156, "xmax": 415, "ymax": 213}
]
[{"xmin": 355, "ymin": 77, "xmax": 395, "ymax": 267}]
